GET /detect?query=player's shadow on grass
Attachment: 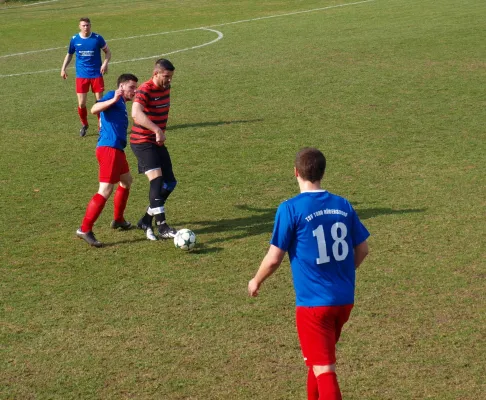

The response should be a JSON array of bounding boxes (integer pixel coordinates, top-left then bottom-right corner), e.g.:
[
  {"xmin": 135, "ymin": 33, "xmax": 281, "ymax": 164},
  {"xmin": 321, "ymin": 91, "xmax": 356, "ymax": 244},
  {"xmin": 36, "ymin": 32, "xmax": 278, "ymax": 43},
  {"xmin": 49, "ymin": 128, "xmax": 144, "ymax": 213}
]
[
  {"xmin": 167, "ymin": 119, "xmax": 263, "ymax": 131},
  {"xmin": 81, "ymin": 119, "xmax": 263, "ymax": 140},
  {"xmin": 178, "ymin": 203, "xmax": 427, "ymax": 248},
  {"xmin": 351, "ymin": 202, "xmax": 427, "ymax": 220},
  {"xmin": 99, "ymin": 237, "xmax": 149, "ymax": 248},
  {"xmin": 177, "ymin": 205, "xmax": 277, "ymax": 245}
]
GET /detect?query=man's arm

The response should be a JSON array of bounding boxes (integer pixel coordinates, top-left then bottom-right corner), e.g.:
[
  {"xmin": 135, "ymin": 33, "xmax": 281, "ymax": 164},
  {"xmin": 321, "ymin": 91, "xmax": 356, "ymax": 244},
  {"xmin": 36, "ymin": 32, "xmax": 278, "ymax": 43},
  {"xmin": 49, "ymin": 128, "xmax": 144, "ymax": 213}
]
[
  {"xmin": 100, "ymin": 45, "xmax": 111, "ymax": 75},
  {"xmin": 131, "ymin": 102, "xmax": 166, "ymax": 145},
  {"xmin": 60, "ymin": 53, "xmax": 74, "ymax": 79},
  {"xmin": 91, "ymin": 89, "xmax": 121, "ymax": 115},
  {"xmin": 248, "ymin": 245, "xmax": 286, "ymax": 297},
  {"xmin": 354, "ymin": 241, "xmax": 369, "ymax": 269}
]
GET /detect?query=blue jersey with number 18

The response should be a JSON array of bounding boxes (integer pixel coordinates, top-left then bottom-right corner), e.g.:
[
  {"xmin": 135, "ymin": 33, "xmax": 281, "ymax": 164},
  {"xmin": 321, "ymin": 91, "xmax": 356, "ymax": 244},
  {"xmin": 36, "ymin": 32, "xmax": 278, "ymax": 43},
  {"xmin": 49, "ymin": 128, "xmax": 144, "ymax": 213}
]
[{"xmin": 270, "ymin": 190, "xmax": 370, "ymax": 307}]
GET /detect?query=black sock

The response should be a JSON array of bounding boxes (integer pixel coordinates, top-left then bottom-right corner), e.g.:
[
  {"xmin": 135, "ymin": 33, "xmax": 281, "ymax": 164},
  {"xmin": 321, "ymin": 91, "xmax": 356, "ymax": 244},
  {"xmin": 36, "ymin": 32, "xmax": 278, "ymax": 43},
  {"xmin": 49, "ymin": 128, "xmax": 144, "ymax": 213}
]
[
  {"xmin": 142, "ymin": 211, "xmax": 153, "ymax": 226},
  {"xmin": 155, "ymin": 212, "xmax": 167, "ymax": 230}
]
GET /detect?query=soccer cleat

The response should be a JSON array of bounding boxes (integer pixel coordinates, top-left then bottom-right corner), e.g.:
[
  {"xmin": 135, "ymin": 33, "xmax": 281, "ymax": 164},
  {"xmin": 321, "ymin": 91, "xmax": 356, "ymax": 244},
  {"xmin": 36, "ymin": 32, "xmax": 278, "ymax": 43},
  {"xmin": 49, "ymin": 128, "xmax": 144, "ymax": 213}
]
[
  {"xmin": 137, "ymin": 220, "xmax": 158, "ymax": 241},
  {"xmin": 79, "ymin": 125, "xmax": 88, "ymax": 137},
  {"xmin": 76, "ymin": 228, "xmax": 102, "ymax": 247},
  {"xmin": 110, "ymin": 220, "xmax": 132, "ymax": 230},
  {"xmin": 157, "ymin": 224, "xmax": 177, "ymax": 240}
]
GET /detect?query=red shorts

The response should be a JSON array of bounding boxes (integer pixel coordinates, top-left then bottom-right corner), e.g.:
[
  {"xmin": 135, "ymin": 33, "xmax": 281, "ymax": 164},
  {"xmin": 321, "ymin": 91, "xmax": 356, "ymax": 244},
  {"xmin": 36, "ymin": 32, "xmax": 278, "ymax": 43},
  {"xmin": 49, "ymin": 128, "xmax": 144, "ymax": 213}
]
[
  {"xmin": 96, "ymin": 146, "xmax": 129, "ymax": 184},
  {"xmin": 76, "ymin": 77, "xmax": 105, "ymax": 94},
  {"xmin": 296, "ymin": 304, "xmax": 353, "ymax": 366}
]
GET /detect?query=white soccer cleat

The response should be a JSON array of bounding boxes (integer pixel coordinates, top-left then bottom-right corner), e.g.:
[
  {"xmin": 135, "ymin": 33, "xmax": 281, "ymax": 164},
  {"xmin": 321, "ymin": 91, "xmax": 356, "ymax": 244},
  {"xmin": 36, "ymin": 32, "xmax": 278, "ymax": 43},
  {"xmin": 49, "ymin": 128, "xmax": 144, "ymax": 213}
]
[{"xmin": 145, "ymin": 227, "xmax": 158, "ymax": 241}]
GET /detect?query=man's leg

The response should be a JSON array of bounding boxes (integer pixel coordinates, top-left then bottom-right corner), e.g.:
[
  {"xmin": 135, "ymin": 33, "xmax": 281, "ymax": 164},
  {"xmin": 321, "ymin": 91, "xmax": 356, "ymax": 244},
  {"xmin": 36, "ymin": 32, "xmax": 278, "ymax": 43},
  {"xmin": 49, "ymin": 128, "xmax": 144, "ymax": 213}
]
[
  {"xmin": 145, "ymin": 169, "xmax": 174, "ymax": 237},
  {"xmin": 156, "ymin": 146, "xmax": 177, "ymax": 238},
  {"xmin": 313, "ymin": 305, "xmax": 353, "ymax": 400},
  {"xmin": 77, "ymin": 182, "xmax": 114, "ymax": 247},
  {"xmin": 306, "ymin": 367, "xmax": 319, "ymax": 400},
  {"xmin": 313, "ymin": 365, "xmax": 341, "ymax": 400},
  {"xmin": 133, "ymin": 168, "xmax": 161, "ymax": 241},
  {"xmin": 76, "ymin": 92, "xmax": 89, "ymax": 136},
  {"xmin": 297, "ymin": 306, "xmax": 353, "ymax": 400},
  {"xmin": 111, "ymin": 172, "xmax": 132, "ymax": 229}
]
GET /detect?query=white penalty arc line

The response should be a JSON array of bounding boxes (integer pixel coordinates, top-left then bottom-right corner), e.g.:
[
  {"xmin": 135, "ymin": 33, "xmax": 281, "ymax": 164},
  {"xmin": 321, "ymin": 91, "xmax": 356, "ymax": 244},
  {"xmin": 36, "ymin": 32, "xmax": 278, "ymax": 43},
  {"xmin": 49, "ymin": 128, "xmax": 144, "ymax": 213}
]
[
  {"xmin": 0, "ymin": 28, "xmax": 223, "ymax": 78},
  {"xmin": 111, "ymin": 28, "xmax": 223, "ymax": 65},
  {"xmin": 0, "ymin": 0, "xmax": 374, "ymax": 59}
]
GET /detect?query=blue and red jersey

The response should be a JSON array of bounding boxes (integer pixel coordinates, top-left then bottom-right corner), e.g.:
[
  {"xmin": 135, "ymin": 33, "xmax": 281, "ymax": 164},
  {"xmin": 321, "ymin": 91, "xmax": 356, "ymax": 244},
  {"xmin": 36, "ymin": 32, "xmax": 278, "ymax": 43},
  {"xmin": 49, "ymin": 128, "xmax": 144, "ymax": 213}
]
[
  {"xmin": 97, "ymin": 91, "xmax": 128, "ymax": 150},
  {"xmin": 68, "ymin": 32, "xmax": 107, "ymax": 78},
  {"xmin": 271, "ymin": 190, "xmax": 370, "ymax": 307}
]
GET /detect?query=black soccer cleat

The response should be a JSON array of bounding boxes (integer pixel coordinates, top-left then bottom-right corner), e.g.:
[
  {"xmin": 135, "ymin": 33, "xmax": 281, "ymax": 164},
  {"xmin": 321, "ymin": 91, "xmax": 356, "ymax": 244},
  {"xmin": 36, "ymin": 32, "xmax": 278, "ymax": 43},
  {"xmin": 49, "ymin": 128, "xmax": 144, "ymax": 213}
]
[
  {"xmin": 76, "ymin": 228, "xmax": 102, "ymax": 248},
  {"xmin": 137, "ymin": 219, "xmax": 158, "ymax": 241},
  {"xmin": 110, "ymin": 220, "xmax": 132, "ymax": 230},
  {"xmin": 157, "ymin": 223, "xmax": 177, "ymax": 239},
  {"xmin": 79, "ymin": 125, "xmax": 88, "ymax": 137}
]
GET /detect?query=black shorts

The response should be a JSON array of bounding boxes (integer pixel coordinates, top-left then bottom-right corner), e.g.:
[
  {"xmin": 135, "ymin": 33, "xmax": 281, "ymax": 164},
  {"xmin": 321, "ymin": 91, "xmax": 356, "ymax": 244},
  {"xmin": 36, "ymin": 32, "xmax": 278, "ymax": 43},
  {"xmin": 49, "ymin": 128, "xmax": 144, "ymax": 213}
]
[{"xmin": 130, "ymin": 142, "xmax": 176, "ymax": 181}]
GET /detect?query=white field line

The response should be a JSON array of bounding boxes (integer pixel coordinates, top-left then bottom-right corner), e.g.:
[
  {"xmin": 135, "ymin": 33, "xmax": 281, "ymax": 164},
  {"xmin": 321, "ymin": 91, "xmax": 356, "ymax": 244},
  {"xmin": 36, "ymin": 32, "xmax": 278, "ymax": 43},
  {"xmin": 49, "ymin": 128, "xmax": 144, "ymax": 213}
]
[
  {"xmin": 110, "ymin": 28, "xmax": 223, "ymax": 65},
  {"xmin": 0, "ymin": 0, "xmax": 375, "ymax": 77},
  {"xmin": 24, "ymin": 0, "xmax": 59, "ymax": 6},
  {"xmin": 0, "ymin": 0, "xmax": 59, "ymax": 9},
  {"xmin": 0, "ymin": 46, "xmax": 65, "ymax": 58},
  {"xmin": 0, "ymin": 28, "xmax": 223, "ymax": 78},
  {"xmin": 1, "ymin": 0, "xmax": 374, "ymax": 59}
]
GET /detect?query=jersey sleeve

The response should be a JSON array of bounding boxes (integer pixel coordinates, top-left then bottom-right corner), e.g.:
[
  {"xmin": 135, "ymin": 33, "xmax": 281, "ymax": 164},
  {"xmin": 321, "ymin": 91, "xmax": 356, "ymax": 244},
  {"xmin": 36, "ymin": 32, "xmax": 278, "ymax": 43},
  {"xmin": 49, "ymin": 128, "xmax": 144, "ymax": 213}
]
[
  {"xmin": 349, "ymin": 205, "xmax": 370, "ymax": 247},
  {"xmin": 270, "ymin": 202, "xmax": 294, "ymax": 252},
  {"xmin": 133, "ymin": 86, "xmax": 148, "ymax": 107},
  {"xmin": 97, "ymin": 34, "xmax": 107, "ymax": 49},
  {"xmin": 68, "ymin": 37, "xmax": 76, "ymax": 54}
]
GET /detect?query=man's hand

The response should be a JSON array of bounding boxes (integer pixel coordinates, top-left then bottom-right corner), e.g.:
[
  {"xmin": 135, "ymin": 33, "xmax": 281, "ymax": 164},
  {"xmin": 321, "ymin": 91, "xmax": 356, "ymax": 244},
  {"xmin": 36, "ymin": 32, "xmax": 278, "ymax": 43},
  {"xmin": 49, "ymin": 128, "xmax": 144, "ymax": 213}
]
[
  {"xmin": 113, "ymin": 88, "xmax": 123, "ymax": 102},
  {"xmin": 101, "ymin": 62, "xmax": 109, "ymax": 75},
  {"xmin": 248, "ymin": 278, "xmax": 260, "ymax": 297},
  {"xmin": 61, "ymin": 70, "xmax": 68, "ymax": 79},
  {"xmin": 155, "ymin": 129, "xmax": 166, "ymax": 146}
]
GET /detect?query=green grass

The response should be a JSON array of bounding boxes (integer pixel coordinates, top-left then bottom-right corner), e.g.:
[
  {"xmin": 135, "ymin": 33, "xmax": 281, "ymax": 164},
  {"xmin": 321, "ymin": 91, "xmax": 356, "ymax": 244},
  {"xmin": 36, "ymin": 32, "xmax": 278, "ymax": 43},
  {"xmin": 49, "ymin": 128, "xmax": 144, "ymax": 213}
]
[{"xmin": 1, "ymin": 0, "xmax": 485, "ymax": 399}]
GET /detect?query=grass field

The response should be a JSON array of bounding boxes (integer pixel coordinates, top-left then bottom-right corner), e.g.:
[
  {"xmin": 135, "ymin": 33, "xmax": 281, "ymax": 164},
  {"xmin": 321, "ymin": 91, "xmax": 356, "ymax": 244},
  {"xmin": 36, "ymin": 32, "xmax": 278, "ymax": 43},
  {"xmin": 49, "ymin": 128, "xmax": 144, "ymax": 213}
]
[{"xmin": 1, "ymin": 0, "xmax": 485, "ymax": 399}]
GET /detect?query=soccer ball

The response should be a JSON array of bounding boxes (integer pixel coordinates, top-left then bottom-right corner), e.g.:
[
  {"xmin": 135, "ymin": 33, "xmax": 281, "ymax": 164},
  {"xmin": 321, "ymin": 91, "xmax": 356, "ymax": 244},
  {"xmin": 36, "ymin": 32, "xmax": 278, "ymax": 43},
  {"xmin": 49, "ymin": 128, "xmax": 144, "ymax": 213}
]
[{"xmin": 174, "ymin": 229, "xmax": 196, "ymax": 251}]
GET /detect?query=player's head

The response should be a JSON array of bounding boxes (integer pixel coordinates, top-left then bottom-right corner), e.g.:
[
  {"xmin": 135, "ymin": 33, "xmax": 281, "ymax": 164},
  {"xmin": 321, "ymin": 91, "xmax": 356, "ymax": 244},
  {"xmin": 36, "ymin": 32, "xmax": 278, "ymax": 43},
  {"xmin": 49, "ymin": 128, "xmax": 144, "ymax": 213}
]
[
  {"xmin": 117, "ymin": 73, "xmax": 138, "ymax": 101},
  {"xmin": 79, "ymin": 17, "xmax": 91, "ymax": 35},
  {"xmin": 153, "ymin": 58, "xmax": 175, "ymax": 89},
  {"xmin": 294, "ymin": 147, "xmax": 326, "ymax": 183}
]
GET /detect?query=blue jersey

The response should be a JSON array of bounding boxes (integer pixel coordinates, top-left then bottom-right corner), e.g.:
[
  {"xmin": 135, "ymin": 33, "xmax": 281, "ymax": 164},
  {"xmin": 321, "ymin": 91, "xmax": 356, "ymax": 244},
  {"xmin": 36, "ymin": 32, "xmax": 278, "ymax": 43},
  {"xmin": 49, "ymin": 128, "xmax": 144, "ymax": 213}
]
[
  {"xmin": 271, "ymin": 190, "xmax": 370, "ymax": 307},
  {"xmin": 97, "ymin": 91, "xmax": 128, "ymax": 150},
  {"xmin": 68, "ymin": 32, "xmax": 106, "ymax": 78}
]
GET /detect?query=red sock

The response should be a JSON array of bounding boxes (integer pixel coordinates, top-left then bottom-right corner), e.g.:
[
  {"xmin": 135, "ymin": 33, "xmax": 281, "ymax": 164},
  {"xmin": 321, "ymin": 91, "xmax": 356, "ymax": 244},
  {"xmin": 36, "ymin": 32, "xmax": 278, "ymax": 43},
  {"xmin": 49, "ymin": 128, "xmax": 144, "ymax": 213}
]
[
  {"xmin": 307, "ymin": 368, "xmax": 319, "ymax": 400},
  {"xmin": 78, "ymin": 106, "xmax": 88, "ymax": 126},
  {"xmin": 81, "ymin": 193, "xmax": 107, "ymax": 233},
  {"xmin": 113, "ymin": 186, "xmax": 130, "ymax": 223},
  {"xmin": 316, "ymin": 372, "xmax": 342, "ymax": 400}
]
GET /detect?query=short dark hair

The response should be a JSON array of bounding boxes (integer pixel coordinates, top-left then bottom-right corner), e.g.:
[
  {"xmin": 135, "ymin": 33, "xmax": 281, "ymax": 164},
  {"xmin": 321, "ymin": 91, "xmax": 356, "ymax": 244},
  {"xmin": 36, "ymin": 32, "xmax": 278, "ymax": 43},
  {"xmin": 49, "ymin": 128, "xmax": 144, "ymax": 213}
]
[
  {"xmin": 154, "ymin": 58, "xmax": 175, "ymax": 72},
  {"xmin": 117, "ymin": 73, "xmax": 138, "ymax": 86},
  {"xmin": 79, "ymin": 17, "xmax": 91, "ymax": 24},
  {"xmin": 295, "ymin": 147, "xmax": 326, "ymax": 183}
]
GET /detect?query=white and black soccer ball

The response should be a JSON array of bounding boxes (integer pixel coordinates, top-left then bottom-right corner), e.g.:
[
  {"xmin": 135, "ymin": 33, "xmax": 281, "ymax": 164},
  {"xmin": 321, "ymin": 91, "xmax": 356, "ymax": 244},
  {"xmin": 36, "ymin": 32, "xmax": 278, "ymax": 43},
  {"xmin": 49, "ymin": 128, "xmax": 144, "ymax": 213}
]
[{"xmin": 174, "ymin": 229, "xmax": 196, "ymax": 251}]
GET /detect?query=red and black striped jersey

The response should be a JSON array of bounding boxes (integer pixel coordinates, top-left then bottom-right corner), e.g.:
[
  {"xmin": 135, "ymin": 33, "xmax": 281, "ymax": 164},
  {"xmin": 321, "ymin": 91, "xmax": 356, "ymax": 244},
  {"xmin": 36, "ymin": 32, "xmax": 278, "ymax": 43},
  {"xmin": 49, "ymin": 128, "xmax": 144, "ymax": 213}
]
[{"xmin": 130, "ymin": 79, "xmax": 171, "ymax": 144}]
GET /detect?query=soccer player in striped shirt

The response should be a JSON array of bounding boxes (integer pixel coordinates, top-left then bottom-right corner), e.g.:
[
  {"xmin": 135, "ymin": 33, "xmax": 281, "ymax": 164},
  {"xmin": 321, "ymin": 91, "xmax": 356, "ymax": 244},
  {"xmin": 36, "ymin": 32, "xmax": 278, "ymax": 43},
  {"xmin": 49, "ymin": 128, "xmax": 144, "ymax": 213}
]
[
  {"xmin": 248, "ymin": 148, "xmax": 370, "ymax": 400},
  {"xmin": 130, "ymin": 59, "xmax": 178, "ymax": 241},
  {"xmin": 60, "ymin": 17, "xmax": 111, "ymax": 137}
]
